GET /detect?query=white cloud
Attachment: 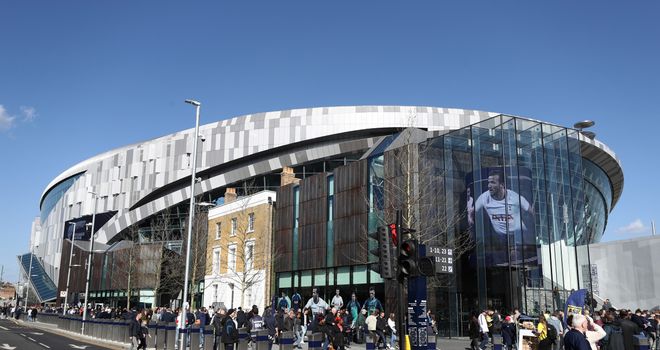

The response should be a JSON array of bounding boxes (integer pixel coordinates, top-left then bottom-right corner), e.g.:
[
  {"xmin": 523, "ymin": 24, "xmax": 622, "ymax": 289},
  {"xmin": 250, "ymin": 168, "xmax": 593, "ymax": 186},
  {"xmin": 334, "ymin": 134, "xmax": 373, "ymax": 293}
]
[
  {"xmin": 617, "ymin": 219, "xmax": 649, "ymax": 234},
  {"xmin": 20, "ymin": 105, "xmax": 37, "ymax": 122},
  {"xmin": 0, "ymin": 105, "xmax": 16, "ymax": 131}
]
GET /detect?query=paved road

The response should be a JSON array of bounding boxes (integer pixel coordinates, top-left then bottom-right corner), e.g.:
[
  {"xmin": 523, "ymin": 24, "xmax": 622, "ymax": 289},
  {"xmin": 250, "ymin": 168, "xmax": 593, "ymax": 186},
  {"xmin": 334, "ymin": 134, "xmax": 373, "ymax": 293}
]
[{"xmin": 0, "ymin": 318, "xmax": 113, "ymax": 350}]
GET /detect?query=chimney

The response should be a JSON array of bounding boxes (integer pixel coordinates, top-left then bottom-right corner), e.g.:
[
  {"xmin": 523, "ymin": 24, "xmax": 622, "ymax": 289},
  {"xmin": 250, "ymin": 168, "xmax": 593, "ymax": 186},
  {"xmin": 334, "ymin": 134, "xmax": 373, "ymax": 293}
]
[
  {"xmin": 280, "ymin": 166, "xmax": 300, "ymax": 186},
  {"xmin": 224, "ymin": 187, "xmax": 237, "ymax": 204}
]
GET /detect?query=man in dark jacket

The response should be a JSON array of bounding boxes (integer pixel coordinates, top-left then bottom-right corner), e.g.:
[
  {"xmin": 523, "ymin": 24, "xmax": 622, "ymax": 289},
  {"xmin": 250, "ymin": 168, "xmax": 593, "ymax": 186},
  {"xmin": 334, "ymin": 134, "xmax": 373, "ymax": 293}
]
[
  {"xmin": 129, "ymin": 313, "xmax": 142, "ymax": 350},
  {"xmin": 264, "ymin": 307, "xmax": 277, "ymax": 350},
  {"xmin": 619, "ymin": 310, "xmax": 641, "ymax": 350},
  {"xmin": 375, "ymin": 311, "xmax": 388, "ymax": 350},
  {"xmin": 222, "ymin": 309, "xmax": 239, "ymax": 350},
  {"xmin": 564, "ymin": 314, "xmax": 591, "ymax": 350}
]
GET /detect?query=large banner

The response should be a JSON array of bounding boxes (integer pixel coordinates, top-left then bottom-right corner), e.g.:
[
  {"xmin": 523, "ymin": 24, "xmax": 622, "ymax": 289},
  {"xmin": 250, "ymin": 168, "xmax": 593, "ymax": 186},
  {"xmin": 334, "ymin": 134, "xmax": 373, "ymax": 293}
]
[
  {"xmin": 564, "ymin": 289, "xmax": 587, "ymax": 324},
  {"xmin": 63, "ymin": 211, "xmax": 117, "ymax": 241},
  {"xmin": 466, "ymin": 167, "xmax": 537, "ymax": 266}
]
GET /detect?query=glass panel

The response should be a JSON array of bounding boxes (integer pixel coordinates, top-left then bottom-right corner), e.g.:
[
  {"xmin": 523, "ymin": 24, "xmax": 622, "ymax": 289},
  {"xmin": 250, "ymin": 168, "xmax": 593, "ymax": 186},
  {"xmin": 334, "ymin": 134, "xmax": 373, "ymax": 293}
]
[
  {"xmin": 353, "ymin": 265, "xmax": 367, "ymax": 284},
  {"xmin": 336, "ymin": 267, "xmax": 351, "ymax": 285},
  {"xmin": 328, "ymin": 269, "xmax": 335, "ymax": 286},
  {"xmin": 314, "ymin": 270, "xmax": 326, "ymax": 286},
  {"xmin": 301, "ymin": 270, "xmax": 312, "ymax": 287},
  {"xmin": 370, "ymin": 270, "xmax": 383, "ymax": 284},
  {"xmin": 293, "ymin": 186, "xmax": 300, "ymax": 270},
  {"xmin": 279, "ymin": 272, "xmax": 292, "ymax": 288}
]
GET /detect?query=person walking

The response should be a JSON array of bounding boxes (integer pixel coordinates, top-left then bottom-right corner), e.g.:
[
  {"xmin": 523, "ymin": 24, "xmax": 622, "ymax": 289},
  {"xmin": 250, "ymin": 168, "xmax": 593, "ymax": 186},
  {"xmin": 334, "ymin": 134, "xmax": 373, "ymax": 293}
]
[
  {"xmin": 129, "ymin": 313, "xmax": 142, "ymax": 350},
  {"xmin": 387, "ymin": 313, "xmax": 397, "ymax": 350},
  {"xmin": 537, "ymin": 314, "xmax": 551, "ymax": 350},
  {"xmin": 478, "ymin": 310, "xmax": 490, "ymax": 350},
  {"xmin": 469, "ymin": 314, "xmax": 481, "ymax": 350},
  {"xmin": 585, "ymin": 315, "xmax": 606, "ymax": 350},
  {"xmin": 222, "ymin": 309, "xmax": 239, "ymax": 350}
]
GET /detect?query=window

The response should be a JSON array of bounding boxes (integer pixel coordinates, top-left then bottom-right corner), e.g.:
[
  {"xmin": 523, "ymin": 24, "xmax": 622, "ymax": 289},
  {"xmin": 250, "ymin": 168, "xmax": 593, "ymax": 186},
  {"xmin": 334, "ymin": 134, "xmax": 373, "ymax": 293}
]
[
  {"xmin": 230, "ymin": 218, "xmax": 237, "ymax": 236},
  {"xmin": 213, "ymin": 284, "xmax": 218, "ymax": 303},
  {"xmin": 228, "ymin": 244, "xmax": 237, "ymax": 271},
  {"xmin": 245, "ymin": 241, "xmax": 255, "ymax": 270},
  {"xmin": 212, "ymin": 248, "xmax": 221, "ymax": 275},
  {"xmin": 215, "ymin": 222, "xmax": 221, "ymax": 240},
  {"xmin": 247, "ymin": 213, "xmax": 255, "ymax": 232}
]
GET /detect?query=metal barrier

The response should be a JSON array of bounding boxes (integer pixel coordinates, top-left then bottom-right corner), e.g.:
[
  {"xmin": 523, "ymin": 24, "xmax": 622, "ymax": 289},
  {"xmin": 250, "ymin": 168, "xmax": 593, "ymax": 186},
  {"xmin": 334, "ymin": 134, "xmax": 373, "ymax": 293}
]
[
  {"xmin": 112, "ymin": 320, "xmax": 122, "ymax": 342},
  {"xmin": 428, "ymin": 333, "xmax": 437, "ymax": 350},
  {"xmin": 634, "ymin": 335, "xmax": 650, "ymax": 350},
  {"xmin": 204, "ymin": 325, "xmax": 214, "ymax": 350},
  {"xmin": 280, "ymin": 331, "xmax": 295, "ymax": 350},
  {"xmin": 148, "ymin": 321, "xmax": 158, "ymax": 347},
  {"xmin": 190, "ymin": 325, "xmax": 201, "ymax": 349},
  {"xmin": 308, "ymin": 332, "xmax": 324, "ymax": 350},
  {"xmin": 493, "ymin": 334, "xmax": 503, "ymax": 350},
  {"xmin": 123, "ymin": 320, "xmax": 131, "ymax": 343},
  {"xmin": 238, "ymin": 327, "xmax": 249, "ymax": 350},
  {"xmin": 156, "ymin": 322, "xmax": 167, "ymax": 350},
  {"xmin": 251, "ymin": 329, "xmax": 270, "ymax": 350},
  {"xmin": 366, "ymin": 333, "xmax": 376, "ymax": 350},
  {"xmin": 165, "ymin": 322, "xmax": 176, "ymax": 350}
]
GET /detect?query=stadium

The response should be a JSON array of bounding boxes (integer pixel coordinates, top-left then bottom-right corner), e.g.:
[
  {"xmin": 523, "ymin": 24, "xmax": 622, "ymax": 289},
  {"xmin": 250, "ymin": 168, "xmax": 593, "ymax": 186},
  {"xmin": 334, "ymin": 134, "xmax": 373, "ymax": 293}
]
[{"xmin": 20, "ymin": 106, "xmax": 622, "ymax": 335}]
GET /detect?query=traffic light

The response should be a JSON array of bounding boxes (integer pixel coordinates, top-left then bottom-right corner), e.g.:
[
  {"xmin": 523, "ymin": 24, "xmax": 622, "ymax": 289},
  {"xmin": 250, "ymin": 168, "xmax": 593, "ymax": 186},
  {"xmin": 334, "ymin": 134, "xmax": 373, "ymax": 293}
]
[
  {"xmin": 399, "ymin": 239, "xmax": 436, "ymax": 277},
  {"xmin": 399, "ymin": 239, "xmax": 418, "ymax": 277},
  {"xmin": 368, "ymin": 226, "xmax": 395, "ymax": 279}
]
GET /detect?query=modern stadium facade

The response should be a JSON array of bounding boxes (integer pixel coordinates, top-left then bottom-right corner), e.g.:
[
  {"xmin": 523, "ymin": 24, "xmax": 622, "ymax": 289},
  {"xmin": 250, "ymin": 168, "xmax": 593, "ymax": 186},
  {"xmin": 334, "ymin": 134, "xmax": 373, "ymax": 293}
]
[{"xmin": 22, "ymin": 106, "xmax": 622, "ymax": 336}]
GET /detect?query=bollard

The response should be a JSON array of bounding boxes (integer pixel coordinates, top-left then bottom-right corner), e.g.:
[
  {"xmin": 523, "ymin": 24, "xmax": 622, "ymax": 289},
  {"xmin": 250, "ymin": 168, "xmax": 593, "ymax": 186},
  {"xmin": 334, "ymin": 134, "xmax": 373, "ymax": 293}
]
[
  {"xmin": 190, "ymin": 325, "xmax": 201, "ymax": 349},
  {"xmin": 308, "ymin": 332, "xmax": 324, "ymax": 350},
  {"xmin": 251, "ymin": 329, "xmax": 270, "ymax": 350},
  {"xmin": 238, "ymin": 327, "xmax": 249, "ymax": 350},
  {"xmin": 493, "ymin": 334, "xmax": 503, "ymax": 350},
  {"xmin": 204, "ymin": 325, "xmax": 214, "ymax": 350},
  {"xmin": 634, "ymin": 335, "xmax": 650, "ymax": 350},
  {"xmin": 156, "ymin": 322, "xmax": 166, "ymax": 350},
  {"xmin": 148, "ymin": 321, "xmax": 158, "ymax": 347},
  {"xmin": 427, "ymin": 333, "xmax": 437, "ymax": 350},
  {"xmin": 165, "ymin": 322, "xmax": 176, "ymax": 350},
  {"xmin": 366, "ymin": 333, "xmax": 377, "ymax": 350},
  {"xmin": 280, "ymin": 331, "xmax": 295, "ymax": 350}
]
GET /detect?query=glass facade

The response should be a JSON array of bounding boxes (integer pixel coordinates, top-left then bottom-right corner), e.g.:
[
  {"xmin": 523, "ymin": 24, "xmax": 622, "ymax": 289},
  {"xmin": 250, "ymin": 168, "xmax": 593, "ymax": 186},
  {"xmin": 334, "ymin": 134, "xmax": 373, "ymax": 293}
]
[
  {"xmin": 273, "ymin": 114, "xmax": 616, "ymax": 337},
  {"xmin": 420, "ymin": 115, "xmax": 613, "ymax": 335}
]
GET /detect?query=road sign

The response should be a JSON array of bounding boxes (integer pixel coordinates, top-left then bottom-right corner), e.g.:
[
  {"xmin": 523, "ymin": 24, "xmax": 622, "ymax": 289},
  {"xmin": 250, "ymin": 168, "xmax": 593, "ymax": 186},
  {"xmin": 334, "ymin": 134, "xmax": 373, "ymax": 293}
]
[{"xmin": 428, "ymin": 246, "xmax": 454, "ymax": 274}]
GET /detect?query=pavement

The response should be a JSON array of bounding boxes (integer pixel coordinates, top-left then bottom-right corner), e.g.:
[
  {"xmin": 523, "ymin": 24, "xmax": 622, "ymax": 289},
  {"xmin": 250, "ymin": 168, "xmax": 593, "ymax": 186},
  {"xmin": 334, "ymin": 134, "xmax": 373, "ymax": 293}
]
[{"xmin": 2, "ymin": 316, "xmax": 472, "ymax": 350}]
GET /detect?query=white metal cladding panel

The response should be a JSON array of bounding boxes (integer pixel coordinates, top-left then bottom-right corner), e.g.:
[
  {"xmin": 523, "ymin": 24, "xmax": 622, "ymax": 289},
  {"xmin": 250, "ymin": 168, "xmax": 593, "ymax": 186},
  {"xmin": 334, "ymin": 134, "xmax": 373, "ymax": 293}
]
[{"xmin": 38, "ymin": 106, "xmax": 621, "ymax": 249}]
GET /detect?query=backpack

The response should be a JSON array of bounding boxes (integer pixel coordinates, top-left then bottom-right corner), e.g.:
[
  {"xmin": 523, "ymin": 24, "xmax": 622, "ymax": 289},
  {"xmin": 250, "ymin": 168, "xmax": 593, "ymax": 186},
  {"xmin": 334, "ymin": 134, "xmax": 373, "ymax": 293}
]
[{"xmin": 546, "ymin": 324, "xmax": 558, "ymax": 344}]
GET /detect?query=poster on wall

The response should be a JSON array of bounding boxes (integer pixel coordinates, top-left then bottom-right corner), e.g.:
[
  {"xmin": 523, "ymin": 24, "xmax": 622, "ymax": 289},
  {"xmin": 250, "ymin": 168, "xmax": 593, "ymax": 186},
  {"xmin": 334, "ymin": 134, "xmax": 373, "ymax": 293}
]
[{"xmin": 466, "ymin": 167, "xmax": 537, "ymax": 267}]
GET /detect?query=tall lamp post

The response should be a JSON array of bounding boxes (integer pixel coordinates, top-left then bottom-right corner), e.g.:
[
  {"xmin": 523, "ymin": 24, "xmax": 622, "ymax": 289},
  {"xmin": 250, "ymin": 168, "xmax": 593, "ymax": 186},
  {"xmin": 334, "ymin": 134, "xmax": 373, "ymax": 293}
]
[
  {"xmin": 179, "ymin": 98, "xmax": 202, "ymax": 350},
  {"xmin": 81, "ymin": 191, "xmax": 99, "ymax": 334},
  {"xmin": 63, "ymin": 222, "xmax": 77, "ymax": 315}
]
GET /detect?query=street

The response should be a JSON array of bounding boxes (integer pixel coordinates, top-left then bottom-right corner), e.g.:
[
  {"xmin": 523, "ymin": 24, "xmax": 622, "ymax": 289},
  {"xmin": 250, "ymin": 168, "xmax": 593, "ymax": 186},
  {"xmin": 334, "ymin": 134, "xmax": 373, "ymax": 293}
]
[{"xmin": 0, "ymin": 318, "xmax": 113, "ymax": 350}]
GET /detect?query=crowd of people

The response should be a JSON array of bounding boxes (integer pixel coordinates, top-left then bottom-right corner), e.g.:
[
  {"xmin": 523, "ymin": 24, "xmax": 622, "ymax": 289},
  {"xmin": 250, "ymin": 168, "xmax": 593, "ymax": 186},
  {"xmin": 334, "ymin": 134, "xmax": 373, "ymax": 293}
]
[{"xmin": 468, "ymin": 306, "xmax": 659, "ymax": 350}]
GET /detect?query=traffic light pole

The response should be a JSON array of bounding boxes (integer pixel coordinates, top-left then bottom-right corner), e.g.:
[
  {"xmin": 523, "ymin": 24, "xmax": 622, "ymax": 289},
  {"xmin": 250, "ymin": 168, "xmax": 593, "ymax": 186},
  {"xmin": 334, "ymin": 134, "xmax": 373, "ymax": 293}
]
[{"xmin": 396, "ymin": 209, "xmax": 405, "ymax": 350}]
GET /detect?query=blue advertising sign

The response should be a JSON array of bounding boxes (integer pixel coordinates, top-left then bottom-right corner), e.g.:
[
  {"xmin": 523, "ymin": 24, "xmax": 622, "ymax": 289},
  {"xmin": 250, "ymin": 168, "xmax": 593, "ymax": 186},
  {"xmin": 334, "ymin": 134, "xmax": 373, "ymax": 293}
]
[{"xmin": 564, "ymin": 289, "xmax": 587, "ymax": 324}]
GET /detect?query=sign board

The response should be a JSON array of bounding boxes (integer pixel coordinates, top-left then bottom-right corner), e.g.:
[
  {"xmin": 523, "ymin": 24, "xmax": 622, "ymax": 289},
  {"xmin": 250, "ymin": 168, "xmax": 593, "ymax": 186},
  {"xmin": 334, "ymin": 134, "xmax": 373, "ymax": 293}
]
[
  {"xmin": 60, "ymin": 291, "xmax": 67, "ymax": 298},
  {"xmin": 428, "ymin": 246, "xmax": 454, "ymax": 274}
]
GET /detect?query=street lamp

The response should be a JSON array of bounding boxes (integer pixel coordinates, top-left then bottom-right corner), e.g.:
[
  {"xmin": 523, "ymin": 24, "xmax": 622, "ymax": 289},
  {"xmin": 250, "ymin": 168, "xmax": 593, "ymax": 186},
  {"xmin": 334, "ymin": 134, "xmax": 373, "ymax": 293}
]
[
  {"xmin": 180, "ymin": 98, "xmax": 202, "ymax": 350},
  {"xmin": 63, "ymin": 222, "xmax": 77, "ymax": 315},
  {"xmin": 81, "ymin": 191, "xmax": 99, "ymax": 334},
  {"xmin": 25, "ymin": 245, "xmax": 37, "ymax": 311},
  {"xmin": 574, "ymin": 120, "xmax": 596, "ymax": 139}
]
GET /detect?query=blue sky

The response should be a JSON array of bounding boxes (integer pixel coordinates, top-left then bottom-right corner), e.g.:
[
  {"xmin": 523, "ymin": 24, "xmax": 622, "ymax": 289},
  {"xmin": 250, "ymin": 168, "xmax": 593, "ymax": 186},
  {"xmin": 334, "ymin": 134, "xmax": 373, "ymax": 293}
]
[{"xmin": 1, "ymin": 1, "xmax": 658, "ymax": 283}]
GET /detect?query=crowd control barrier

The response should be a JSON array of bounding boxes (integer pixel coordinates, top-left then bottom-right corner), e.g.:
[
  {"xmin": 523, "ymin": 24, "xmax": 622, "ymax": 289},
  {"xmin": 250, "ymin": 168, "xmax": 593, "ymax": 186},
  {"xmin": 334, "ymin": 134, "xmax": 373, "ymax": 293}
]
[{"xmin": 634, "ymin": 334, "xmax": 650, "ymax": 350}]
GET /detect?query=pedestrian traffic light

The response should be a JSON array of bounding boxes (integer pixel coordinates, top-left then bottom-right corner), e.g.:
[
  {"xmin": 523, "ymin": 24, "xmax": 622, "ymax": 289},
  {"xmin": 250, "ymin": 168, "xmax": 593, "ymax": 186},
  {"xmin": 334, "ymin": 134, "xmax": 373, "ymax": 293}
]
[
  {"xmin": 368, "ymin": 226, "xmax": 395, "ymax": 279},
  {"xmin": 417, "ymin": 255, "xmax": 435, "ymax": 277},
  {"xmin": 399, "ymin": 239, "xmax": 418, "ymax": 277}
]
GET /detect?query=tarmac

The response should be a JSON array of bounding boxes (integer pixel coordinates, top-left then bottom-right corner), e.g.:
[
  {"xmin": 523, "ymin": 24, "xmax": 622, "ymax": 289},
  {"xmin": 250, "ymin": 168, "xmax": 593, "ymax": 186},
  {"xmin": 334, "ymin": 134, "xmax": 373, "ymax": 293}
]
[{"xmin": 9, "ymin": 316, "xmax": 472, "ymax": 350}]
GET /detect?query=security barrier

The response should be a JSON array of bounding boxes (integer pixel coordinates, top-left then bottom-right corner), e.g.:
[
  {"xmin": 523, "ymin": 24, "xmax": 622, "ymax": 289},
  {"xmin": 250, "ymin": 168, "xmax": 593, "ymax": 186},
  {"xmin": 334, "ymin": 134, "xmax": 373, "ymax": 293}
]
[
  {"xmin": 308, "ymin": 332, "xmax": 324, "ymax": 350},
  {"xmin": 204, "ymin": 325, "xmax": 214, "ymax": 350},
  {"xmin": 156, "ymin": 322, "xmax": 167, "ymax": 350},
  {"xmin": 428, "ymin": 333, "xmax": 437, "ymax": 350},
  {"xmin": 238, "ymin": 327, "xmax": 249, "ymax": 350},
  {"xmin": 366, "ymin": 334, "xmax": 376, "ymax": 350},
  {"xmin": 165, "ymin": 322, "xmax": 176, "ymax": 350},
  {"xmin": 493, "ymin": 334, "xmax": 503, "ymax": 350},
  {"xmin": 190, "ymin": 325, "xmax": 201, "ymax": 349},
  {"xmin": 634, "ymin": 335, "xmax": 650, "ymax": 350},
  {"xmin": 251, "ymin": 329, "xmax": 270, "ymax": 350},
  {"xmin": 280, "ymin": 331, "xmax": 295, "ymax": 350}
]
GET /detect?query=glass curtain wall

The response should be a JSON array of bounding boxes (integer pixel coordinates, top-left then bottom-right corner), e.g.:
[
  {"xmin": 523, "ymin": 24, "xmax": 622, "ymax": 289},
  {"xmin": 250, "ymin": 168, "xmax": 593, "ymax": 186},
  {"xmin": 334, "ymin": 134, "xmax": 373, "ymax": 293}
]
[{"xmin": 422, "ymin": 115, "xmax": 598, "ymax": 336}]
